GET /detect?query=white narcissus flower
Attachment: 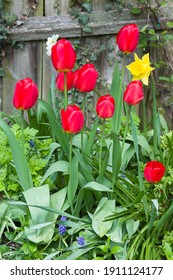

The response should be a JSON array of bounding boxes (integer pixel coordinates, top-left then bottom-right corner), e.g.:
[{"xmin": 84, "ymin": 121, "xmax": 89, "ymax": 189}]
[{"xmin": 46, "ymin": 34, "xmax": 59, "ymax": 56}]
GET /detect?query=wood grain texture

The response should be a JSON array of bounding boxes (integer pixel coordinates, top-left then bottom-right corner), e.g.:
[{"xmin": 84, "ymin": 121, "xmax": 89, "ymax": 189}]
[{"xmin": 1, "ymin": 0, "xmax": 173, "ymax": 124}]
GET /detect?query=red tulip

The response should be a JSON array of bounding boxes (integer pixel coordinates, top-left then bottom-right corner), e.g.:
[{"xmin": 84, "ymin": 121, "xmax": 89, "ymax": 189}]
[
  {"xmin": 61, "ymin": 105, "xmax": 84, "ymax": 134},
  {"xmin": 73, "ymin": 63, "xmax": 98, "ymax": 92},
  {"xmin": 12, "ymin": 78, "xmax": 39, "ymax": 110},
  {"xmin": 51, "ymin": 39, "xmax": 76, "ymax": 72},
  {"xmin": 96, "ymin": 94, "xmax": 115, "ymax": 119},
  {"xmin": 144, "ymin": 160, "xmax": 165, "ymax": 183},
  {"xmin": 116, "ymin": 24, "xmax": 139, "ymax": 53},
  {"xmin": 123, "ymin": 81, "xmax": 144, "ymax": 105},
  {"xmin": 56, "ymin": 71, "xmax": 74, "ymax": 91}
]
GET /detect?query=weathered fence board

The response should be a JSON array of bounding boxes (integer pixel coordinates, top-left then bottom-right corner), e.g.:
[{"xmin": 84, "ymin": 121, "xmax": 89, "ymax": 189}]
[
  {"xmin": 4, "ymin": 0, "xmax": 44, "ymax": 17},
  {"xmin": 0, "ymin": 0, "xmax": 173, "ymax": 127}
]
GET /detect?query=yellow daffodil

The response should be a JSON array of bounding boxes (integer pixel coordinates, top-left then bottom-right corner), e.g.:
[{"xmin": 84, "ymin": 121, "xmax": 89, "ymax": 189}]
[{"xmin": 126, "ymin": 53, "xmax": 155, "ymax": 85}]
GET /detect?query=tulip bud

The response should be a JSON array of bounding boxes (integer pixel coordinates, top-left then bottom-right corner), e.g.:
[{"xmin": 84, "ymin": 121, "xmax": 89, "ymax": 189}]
[
  {"xmin": 12, "ymin": 78, "xmax": 39, "ymax": 110},
  {"xmin": 96, "ymin": 94, "xmax": 115, "ymax": 119},
  {"xmin": 144, "ymin": 160, "xmax": 165, "ymax": 183},
  {"xmin": 61, "ymin": 105, "xmax": 84, "ymax": 134},
  {"xmin": 51, "ymin": 39, "xmax": 76, "ymax": 72},
  {"xmin": 123, "ymin": 81, "xmax": 144, "ymax": 105},
  {"xmin": 56, "ymin": 71, "xmax": 74, "ymax": 91},
  {"xmin": 73, "ymin": 63, "xmax": 98, "ymax": 92},
  {"xmin": 116, "ymin": 24, "xmax": 139, "ymax": 53}
]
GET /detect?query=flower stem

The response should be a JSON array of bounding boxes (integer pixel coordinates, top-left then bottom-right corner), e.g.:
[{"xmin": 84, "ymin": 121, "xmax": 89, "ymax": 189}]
[
  {"xmin": 20, "ymin": 110, "xmax": 25, "ymax": 152},
  {"xmin": 69, "ymin": 133, "xmax": 73, "ymax": 166},
  {"xmin": 69, "ymin": 133, "xmax": 73, "ymax": 214},
  {"xmin": 142, "ymin": 95, "xmax": 147, "ymax": 139},
  {"xmin": 99, "ymin": 119, "xmax": 105, "ymax": 175},
  {"xmin": 81, "ymin": 93, "xmax": 86, "ymax": 152},
  {"xmin": 121, "ymin": 105, "xmax": 131, "ymax": 152},
  {"xmin": 151, "ymin": 79, "xmax": 158, "ymax": 157},
  {"xmin": 64, "ymin": 72, "xmax": 68, "ymax": 109}
]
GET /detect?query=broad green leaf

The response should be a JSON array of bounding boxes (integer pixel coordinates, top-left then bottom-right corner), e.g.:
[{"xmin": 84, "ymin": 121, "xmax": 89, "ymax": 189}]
[
  {"xmin": 126, "ymin": 219, "xmax": 139, "ymax": 238},
  {"xmin": 40, "ymin": 160, "xmax": 69, "ymax": 185},
  {"xmin": 92, "ymin": 198, "xmax": 115, "ymax": 237},
  {"xmin": 122, "ymin": 144, "xmax": 135, "ymax": 168},
  {"xmin": 0, "ymin": 119, "xmax": 33, "ymax": 190},
  {"xmin": 72, "ymin": 133, "xmax": 87, "ymax": 149},
  {"xmin": 23, "ymin": 184, "xmax": 50, "ymax": 225},
  {"xmin": 126, "ymin": 135, "xmax": 154, "ymax": 158},
  {"xmin": 74, "ymin": 181, "xmax": 112, "ymax": 216},
  {"xmin": 30, "ymin": 221, "xmax": 55, "ymax": 230},
  {"xmin": 46, "ymin": 142, "xmax": 60, "ymax": 162},
  {"xmin": 24, "ymin": 186, "xmax": 67, "ymax": 243},
  {"xmin": 107, "ymin": 219, "xmax": 123, "ymax": 243}
]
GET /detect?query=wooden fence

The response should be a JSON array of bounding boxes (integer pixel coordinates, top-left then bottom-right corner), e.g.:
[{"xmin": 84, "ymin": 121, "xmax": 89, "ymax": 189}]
[{"xmin": 0, "ymin": 0, "xmax": 173, "ymax": 126}]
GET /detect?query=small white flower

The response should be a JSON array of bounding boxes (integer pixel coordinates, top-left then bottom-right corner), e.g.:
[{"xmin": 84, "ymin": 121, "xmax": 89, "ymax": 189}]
[{"xmin": 46, "ymin": 34, "xmax": 59, "ymax": 56}]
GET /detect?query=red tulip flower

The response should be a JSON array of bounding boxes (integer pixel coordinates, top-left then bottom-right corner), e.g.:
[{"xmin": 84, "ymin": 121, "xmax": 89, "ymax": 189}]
[
  {"xmin": 56, "ymin": 71, "xmax": 74, "ymax": 91},
  {"xmin": 73, "ymin": 63, "xmax": 98, "ymax": 92},
  {"xmin": 123, "ymin": 81, "xmax": 144, "ymax": 105},
  {"xmin": 96, "ymin": 94, "xmax": 115, "ymax": 119},
  {"xmin": 13, "ymin": 78, "xmax": 39, "ymax": 110},
  {"xmin": 51, "ymin": 39, "xmax": 76, "ymax": 72},
  {"xmin": 144, "ymin": 160, "xmax": 165, "ymax": 183},
  {"xmin": 61, "ymin": 105, "xmax": 84, "ymax": 134},
  {"xmin": 116, "ymin": 24, "xmax": 139, "ymax": 53}
]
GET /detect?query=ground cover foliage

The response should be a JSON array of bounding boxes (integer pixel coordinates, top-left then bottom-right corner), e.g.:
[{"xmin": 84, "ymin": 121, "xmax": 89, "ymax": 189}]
[{"xmin": 0, "ymin": 22, "xmax": 173, "ymax": 260}]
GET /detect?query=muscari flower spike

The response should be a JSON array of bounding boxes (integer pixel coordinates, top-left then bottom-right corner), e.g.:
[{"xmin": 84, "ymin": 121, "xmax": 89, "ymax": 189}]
[
  {"xmin": 58, "ymin": 216, "xmax": 67, "ymax": 235},
  {"xmin": 77, "ymin": 236, "xmax": 85, "ymax": 246}
]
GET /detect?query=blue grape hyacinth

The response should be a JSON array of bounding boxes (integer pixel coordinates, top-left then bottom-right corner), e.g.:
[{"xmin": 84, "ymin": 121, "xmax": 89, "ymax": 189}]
[
  {"xmin": 58, "ymin": 216, "xmax": 67, "ymax": 235},
  {"xmin": 77, "ymin": 236, "xmax": 85, "ymax": 246}
]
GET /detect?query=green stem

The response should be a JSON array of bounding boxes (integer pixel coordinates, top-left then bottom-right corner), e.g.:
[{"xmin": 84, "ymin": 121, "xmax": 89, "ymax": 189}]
[
  {"xmin": 20, "ymin": 110, "xmax": 25, "ymax": 153},
  {"xmin": 152, "ymin": 80, "xmax": 158, "ymax": 157},
  {"xmin": 142, "ymin": 90, "xmax": 147, "ymax": 139},
  {"xmin": 99, "ymin": 119, "xmax": 105, "ymax": 175},
  {"xmin": 121, "ymin": 105, "xmax": 131, "ymax": 152},
  {"xmin": 69, "ymin": 134, "xmax": 73, "ymax": 166},
  {"xmin": 64, "ymin": 72, "xmax": 68, "ymax": 109},
  {"xmin": 81, "ymin": 93, "xmax": 86, "ymax": 152},
  {"xmin": 69, "ymin": 134, "xmax": 73, "ymax": 213}
]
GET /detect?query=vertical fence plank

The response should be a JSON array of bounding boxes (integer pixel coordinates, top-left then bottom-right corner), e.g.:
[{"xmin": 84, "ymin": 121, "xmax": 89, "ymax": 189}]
[
  {"xmin": 2, "ymin": 42, "xmax": 43, "ymax": 114},
  {"xmin": 42, "ymin": 43, "xmax": 55, "ymax": 101},
  {"xmin": 45, "ymin": 0, "xmax": 70, "ymax": 16},
  {"xmin": 92, "ymin": 0, "xmax": 106, "ymax": 11},
  {"xmin": 4, "ymin": 0, "xmax": 43, "ymax": 17},
  {"xmin": 45, "ymin": 0, "xmax": 57, "ymax": 16},
  {"xmin": 59, "ymin": 0, "xmax": 70, "ymax": 15}
]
